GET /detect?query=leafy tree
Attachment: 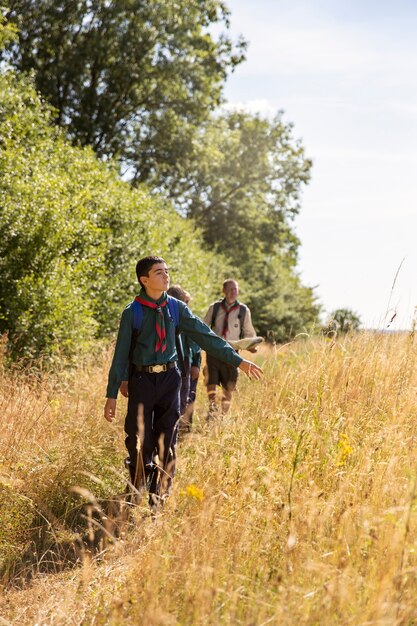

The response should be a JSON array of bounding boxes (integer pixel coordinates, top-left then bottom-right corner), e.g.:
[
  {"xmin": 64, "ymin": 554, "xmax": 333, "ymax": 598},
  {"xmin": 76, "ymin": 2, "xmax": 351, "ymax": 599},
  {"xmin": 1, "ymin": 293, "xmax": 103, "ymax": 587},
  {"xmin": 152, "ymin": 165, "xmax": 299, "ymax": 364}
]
[
  {"xmin": 1, "ymin": 7, "xmax": 320, "ymax": 342},
  {"xmin": 243, "ymin": 256, "xmax": 320, "ymax": 341},
  {"xmin": 165, "ymin": 110, "xmax": 319, "ymax": 339},
  {"xmin": 0, "ymin": 10, "xmax": 16, "ymax": 48},
  {"xmin": 328, "ymin": 309, "xmax": 361, "ymax": 334},
  {"xmin": 0, "ymin": 67, "xmax": 232, "ymax": 361},
  {"xmin": 2, "ymin": 0, "xmax": 245, "ymax": 184},
  {"xmin": 176, "ymin": 111, "xmax": 311, "ymax": 264}
]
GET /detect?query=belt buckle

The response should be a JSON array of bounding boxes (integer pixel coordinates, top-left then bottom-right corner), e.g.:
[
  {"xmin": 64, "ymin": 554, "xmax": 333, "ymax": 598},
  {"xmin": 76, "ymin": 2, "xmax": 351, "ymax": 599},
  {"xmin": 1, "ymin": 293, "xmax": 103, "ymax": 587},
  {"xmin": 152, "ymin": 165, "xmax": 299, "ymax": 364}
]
[{"xmin": 150, "ymin": 364, "xmax": 166, "ymax": 374}]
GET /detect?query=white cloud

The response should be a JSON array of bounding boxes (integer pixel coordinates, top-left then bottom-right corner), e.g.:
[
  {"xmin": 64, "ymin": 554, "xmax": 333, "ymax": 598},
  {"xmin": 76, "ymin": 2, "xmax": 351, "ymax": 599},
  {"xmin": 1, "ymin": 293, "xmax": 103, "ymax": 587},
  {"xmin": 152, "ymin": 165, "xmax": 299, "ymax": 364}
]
[
  {"xmin": 228, "ymin": 3, "xmax": 417, "ymax": 90},
  {"xmin": 240, "ymin": 26, "xmax": 380, "ymax": 77}
]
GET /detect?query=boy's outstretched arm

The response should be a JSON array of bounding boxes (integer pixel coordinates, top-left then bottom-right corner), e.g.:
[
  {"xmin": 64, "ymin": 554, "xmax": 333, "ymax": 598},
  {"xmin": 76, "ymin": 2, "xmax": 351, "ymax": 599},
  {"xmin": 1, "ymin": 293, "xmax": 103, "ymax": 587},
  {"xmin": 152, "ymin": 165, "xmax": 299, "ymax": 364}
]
[{"xmin": 238, "ymin": 359, "xmax": 263, "ymax": 379}]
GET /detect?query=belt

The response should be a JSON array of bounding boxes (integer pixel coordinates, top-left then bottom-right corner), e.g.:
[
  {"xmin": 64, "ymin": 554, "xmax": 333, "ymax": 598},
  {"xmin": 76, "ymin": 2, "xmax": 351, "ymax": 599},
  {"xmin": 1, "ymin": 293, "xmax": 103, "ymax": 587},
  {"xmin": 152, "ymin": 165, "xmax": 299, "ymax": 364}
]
[{"xmin": 134, "ymin": 361, "xmax": 177, "ymax": 374}]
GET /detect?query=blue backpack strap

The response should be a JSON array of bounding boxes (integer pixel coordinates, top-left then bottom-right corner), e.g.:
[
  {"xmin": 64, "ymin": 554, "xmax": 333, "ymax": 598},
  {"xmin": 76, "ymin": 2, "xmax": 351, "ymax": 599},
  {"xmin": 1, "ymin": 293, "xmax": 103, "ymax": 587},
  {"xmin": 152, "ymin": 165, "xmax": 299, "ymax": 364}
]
[
  {"xmin": 132, "ymin": 297, "xmax": 178, "ymax": 331},
  {"xmin": 167, "ymin": 295, "xmax": 180, "ymax": 328},
  {"xmin": 132, "ymin": 298, "xmax": 143, "ymax": 331}
]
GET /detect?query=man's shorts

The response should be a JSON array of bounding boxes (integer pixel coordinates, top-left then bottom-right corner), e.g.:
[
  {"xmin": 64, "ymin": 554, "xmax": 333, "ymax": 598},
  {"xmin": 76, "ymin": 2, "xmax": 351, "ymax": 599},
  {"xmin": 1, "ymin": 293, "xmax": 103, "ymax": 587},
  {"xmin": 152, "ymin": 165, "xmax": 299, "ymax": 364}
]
[{"xmin": 205, "ymin": 354, "xmax": 238, "ymax": 391}]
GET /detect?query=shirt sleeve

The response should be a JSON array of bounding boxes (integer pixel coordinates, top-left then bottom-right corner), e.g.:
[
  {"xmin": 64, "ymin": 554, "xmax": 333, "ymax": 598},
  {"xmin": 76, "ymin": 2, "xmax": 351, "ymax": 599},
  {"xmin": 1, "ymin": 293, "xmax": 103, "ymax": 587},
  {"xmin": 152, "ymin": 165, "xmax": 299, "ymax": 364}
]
[
  {"xmin": 179, "ymin": 303, "xmax": 242, "ymax": 367},
  {"xmin": 106, "ymin": 306, "xmax": 133, "ymax": 399},
  {"xmin": 242, "ymin": 306, "xmax": 256, "ymax": 338}
]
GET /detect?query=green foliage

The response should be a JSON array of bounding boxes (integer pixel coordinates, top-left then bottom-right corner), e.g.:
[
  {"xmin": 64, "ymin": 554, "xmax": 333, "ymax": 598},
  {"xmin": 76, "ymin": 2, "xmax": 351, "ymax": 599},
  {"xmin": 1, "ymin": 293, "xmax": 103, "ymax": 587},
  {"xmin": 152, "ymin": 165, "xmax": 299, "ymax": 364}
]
[
  {"xmin": 168, "ymin": 110, "xmax": 320, "ymax": 339},
  {"xmin": 3, "ymin": 0, "xmax": 245, "ymax": 183},
  {"xmin": 0, "ymin": 72, "xmax": 97, "ymax": 358},
  {"xmin": 1, "ymin": 4, "xmax": 320, "ymax": 344},
  {"xmin": 246, "ymin": 256, "xmax": 321, "ymax": 341},
  {"xmin": 327, "ymin": 308, "xmax": 362, "ymax": 334},
  {"xmin": 0, "ymin": 10, "xmax": 17, "ymax": 49},
  {"xmin": 177, "ymin": 111, "xmax": 311, "ymax": 265},
  {"xmin": 0, "ymin": 69, "xmax": 231, "ymax": 359}
]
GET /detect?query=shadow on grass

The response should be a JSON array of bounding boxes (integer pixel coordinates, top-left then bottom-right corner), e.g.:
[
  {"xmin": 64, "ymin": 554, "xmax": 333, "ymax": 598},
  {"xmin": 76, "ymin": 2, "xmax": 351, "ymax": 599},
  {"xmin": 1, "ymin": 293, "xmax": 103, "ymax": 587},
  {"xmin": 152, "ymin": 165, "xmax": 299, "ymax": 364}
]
[{"xmin": 1, "ymin": 491, "xmax": 140, "ymax": 588}]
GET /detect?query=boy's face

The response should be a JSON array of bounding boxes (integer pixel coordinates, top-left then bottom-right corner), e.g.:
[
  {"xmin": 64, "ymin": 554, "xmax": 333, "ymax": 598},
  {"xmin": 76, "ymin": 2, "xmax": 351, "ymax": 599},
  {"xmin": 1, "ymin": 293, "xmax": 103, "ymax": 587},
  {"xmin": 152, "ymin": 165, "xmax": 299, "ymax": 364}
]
[
  {"xmin": 141, "ymin": 262, "xmax": 170, "ymax": 294},
  {"xmin": 223, "ymin": 281, "xmax": 239, "ymax": 305}
]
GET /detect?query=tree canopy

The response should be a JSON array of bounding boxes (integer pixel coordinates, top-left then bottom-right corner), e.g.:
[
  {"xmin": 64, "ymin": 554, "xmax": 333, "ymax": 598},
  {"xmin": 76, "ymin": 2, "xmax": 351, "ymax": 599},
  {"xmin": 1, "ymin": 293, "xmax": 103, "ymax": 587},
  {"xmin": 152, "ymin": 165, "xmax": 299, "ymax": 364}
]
[
  {"xmin": 173, "ymin": 111, "xmax": 311, "ymax": 263},
  {"xmin": 3, "ymin": 0, "xmax": 246, "ymax": 184},
  {"xmin": 163, "ymin": 110, "xmax": 320, "ymax": 338},
  {"xmin": 329, "ymin": 309, "xmax": 362, "ymax": 334},
  {"xmin": 0, "ymin": 8, "xmax": 322, "ymax": 351},
  {"xmin": 0, "ymin": 63, "xmax": 232, "ymax": 360}
]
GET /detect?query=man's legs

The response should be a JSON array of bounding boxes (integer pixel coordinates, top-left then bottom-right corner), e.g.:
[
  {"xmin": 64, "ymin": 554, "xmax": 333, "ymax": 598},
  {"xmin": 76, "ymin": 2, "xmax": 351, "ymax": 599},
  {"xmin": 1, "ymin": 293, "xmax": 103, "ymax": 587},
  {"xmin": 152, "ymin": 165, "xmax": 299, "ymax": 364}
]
[
  {"xmin": 219, "ymin": 364, "xmax": 238, "ymax": 413},
  {"xmin": 206, "ymin": 384, "xmax": 218, "ymax": 413},
  {"xmin": 205, "ymin": 355, "xmax": 221, "ymax": 418},
  {"xmin": 206, "ymin": 356, "xmax": 238, "ymax": 416},
  {"xmin": 220, "ymin": 384, "xmax": 233, "ymax": 414}
]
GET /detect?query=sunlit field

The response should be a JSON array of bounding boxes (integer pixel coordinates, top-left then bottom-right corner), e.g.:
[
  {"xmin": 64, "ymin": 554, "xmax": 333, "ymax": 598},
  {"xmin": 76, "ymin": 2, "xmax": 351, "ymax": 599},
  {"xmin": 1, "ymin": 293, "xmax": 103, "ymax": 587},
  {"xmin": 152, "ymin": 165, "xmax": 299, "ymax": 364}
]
[{"xmin": 1, "ymin": 329, "xmax": 417, "ymax": 625}]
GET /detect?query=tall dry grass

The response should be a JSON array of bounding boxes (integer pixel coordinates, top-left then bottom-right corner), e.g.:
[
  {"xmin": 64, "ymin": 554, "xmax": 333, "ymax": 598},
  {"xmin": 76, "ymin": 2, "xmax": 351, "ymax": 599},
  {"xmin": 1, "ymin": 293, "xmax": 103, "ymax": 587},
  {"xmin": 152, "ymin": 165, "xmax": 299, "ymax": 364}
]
[{"xmin": 1, "ymin": 329, "xmax": 417, "ymax": 625}]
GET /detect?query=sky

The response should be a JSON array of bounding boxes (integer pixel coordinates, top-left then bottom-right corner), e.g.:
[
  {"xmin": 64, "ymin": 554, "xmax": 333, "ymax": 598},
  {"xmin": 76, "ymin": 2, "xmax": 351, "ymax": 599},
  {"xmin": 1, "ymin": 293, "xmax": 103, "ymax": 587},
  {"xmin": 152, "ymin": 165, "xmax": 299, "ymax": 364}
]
[{"xmin": 222, "ymin": 0, "xmax": 417, "ymax": 329}]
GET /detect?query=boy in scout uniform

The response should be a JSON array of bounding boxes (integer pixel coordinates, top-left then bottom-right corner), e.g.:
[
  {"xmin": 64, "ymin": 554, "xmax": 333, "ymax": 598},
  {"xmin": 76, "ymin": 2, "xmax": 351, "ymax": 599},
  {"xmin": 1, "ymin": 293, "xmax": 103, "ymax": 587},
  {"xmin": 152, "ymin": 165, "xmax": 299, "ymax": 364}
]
[{"xmin": 104, "ymin": 257, "xmax": 262, "ymax": 508}]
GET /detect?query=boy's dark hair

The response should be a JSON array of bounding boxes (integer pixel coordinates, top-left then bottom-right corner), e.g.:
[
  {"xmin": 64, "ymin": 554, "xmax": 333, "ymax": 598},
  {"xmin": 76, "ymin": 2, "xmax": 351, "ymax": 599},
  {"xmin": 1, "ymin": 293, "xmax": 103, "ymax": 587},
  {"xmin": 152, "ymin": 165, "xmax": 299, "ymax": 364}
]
[
  {"xmin": 167, "ymin": 285, "xmax": 187, "ymax": 302},
  {"xmin": 136, "ymin": 255, "xmax": 166, "ymax": 288}
]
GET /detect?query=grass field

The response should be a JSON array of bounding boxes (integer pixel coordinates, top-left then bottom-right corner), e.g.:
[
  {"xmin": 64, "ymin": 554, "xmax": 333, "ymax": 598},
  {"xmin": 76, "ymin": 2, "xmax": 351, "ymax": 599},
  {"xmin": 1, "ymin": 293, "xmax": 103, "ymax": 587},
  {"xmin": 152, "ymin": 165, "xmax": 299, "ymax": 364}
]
[{"xmin": 1, "ymin": 329, "xmax": 416, "ymax": 625}]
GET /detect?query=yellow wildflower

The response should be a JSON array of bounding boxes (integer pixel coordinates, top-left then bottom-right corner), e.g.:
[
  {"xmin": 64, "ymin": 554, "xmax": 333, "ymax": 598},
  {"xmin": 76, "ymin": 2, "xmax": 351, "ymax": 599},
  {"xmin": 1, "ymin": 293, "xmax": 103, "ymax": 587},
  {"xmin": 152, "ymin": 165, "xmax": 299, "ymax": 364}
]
[
  {"xmin": 181, "ymin": 484, "xmax": 204, "ymax": 501},
  {"xmin": 337, "ymin": 432, "xmax": 353, "ymax": 467}
]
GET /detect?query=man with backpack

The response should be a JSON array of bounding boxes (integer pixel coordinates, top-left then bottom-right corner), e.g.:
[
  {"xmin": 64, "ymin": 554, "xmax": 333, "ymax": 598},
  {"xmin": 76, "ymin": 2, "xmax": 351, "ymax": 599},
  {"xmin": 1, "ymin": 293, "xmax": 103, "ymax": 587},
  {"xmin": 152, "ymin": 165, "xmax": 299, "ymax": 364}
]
[
  {"xmin": 203, "ymin": 279, "xmax": 257, "ymax": 416},
  {"xmin": 103, "ymin": 257, "xmax": 262, "ymax": 509}
]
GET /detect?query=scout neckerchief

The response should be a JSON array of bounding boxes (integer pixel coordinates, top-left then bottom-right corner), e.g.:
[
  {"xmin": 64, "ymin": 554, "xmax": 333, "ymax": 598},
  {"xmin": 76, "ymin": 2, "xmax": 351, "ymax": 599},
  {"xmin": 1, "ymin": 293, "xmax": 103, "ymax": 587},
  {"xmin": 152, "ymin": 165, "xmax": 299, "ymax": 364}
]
[
  {"xmin": 221, "ymin": 299, "xmax": 240, "ymax": 338},
  {"xmin": 135, "ymin": 291, "xmax": 168, "ymax": 353}
]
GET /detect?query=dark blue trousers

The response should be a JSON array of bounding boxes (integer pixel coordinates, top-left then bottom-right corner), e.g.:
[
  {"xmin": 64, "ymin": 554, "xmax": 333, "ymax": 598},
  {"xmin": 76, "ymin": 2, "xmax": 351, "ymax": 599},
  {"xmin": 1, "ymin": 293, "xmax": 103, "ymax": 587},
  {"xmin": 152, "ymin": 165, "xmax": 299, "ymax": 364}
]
[{"xmin": 125, "ymin": 366, "xmax": 181, "ymax": 499}]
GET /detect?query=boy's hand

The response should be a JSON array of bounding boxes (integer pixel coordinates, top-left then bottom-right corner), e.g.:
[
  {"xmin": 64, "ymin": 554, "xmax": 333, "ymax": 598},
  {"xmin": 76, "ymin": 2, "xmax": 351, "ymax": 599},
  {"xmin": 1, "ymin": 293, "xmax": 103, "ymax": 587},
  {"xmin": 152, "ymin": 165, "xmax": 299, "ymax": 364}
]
[
  {"xmin": 104, "ymin": 398, "xmax": 117, "ymax": 422},
  {"xmin": 119, "ymin": 381, "xmax": 129, "ymax": 397},
  {"xmin": 191, "ymin": 366, "xmax": 200, "ymax": 381},
  {"xmin": 238, "ymin": 359, "xmax": 263, "ymax": 380}
]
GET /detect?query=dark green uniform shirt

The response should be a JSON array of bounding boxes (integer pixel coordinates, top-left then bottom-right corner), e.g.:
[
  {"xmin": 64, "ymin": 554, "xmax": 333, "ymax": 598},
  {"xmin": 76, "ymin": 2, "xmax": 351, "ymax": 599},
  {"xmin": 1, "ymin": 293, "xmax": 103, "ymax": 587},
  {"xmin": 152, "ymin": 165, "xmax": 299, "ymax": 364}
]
[{"xmin": 106, "ymin": 292, "xmax": 242, "ymax": 398}]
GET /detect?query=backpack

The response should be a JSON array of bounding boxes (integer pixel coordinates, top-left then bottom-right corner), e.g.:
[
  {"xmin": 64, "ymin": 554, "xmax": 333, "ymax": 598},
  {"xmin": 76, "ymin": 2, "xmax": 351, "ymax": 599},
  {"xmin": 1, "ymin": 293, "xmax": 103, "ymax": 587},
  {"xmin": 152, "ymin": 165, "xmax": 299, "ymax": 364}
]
[
  {"xmin": 211, "ymin": 301, "xmax": 247, "ymax": 340},
  {"xmin": 129, "ymin": 296, "xmax": 184, "ymax": 373}
]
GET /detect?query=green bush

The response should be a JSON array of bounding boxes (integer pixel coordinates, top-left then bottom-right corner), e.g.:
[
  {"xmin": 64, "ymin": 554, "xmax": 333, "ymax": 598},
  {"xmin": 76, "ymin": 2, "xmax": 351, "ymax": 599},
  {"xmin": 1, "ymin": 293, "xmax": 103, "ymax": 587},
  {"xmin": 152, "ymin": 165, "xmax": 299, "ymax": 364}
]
[{"xmin": 0, "ymin": 70, "xmax": 230, "ymax": 360}]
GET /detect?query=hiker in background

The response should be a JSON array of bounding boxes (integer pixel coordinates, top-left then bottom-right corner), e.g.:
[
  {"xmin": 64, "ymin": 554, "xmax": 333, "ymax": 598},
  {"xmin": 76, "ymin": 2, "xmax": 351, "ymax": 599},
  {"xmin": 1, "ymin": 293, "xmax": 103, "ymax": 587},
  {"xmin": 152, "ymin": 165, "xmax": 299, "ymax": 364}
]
[
  {"xmin": 203, "ymin": 279, "xmax": 257, "ymax": 416},
  {"xmin": 167, "ymin": 285, "xmax": 201, "ymax": 432},
  {"xmin": 183, "ymin": 291, "xmax": 201, "ymax": 430},
  {"xmin": 104, "ymin": 257, "xmax": 262, "ymax": 510}
]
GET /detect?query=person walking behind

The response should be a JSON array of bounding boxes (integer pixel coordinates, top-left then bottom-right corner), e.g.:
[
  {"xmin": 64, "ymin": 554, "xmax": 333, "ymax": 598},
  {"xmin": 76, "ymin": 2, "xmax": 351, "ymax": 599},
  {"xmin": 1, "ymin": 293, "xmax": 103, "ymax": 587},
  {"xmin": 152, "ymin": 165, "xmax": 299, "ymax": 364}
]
[
  {"xmin": 203, "ymin": 279, "xmax": 257, "ymax": 416},
  {"xmin": 167, "ymin": 285, "xmax": 201, "ymax": 433},
  {"xmin": 184, "ymin": 291, "xmax": 201, "ymax": 431},
  {"xmin": 104, "ymin": 258, "xmax": 262, "ymax": 509}
]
